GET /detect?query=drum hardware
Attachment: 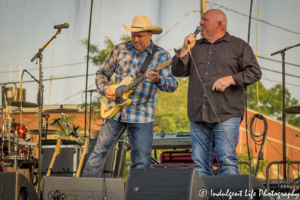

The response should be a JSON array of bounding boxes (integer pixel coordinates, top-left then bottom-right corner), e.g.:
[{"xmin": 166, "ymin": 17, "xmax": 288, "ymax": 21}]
[
  {"xmin": 13, "ymin": 131, "xmax": 19, "ymax": 172},
  {"xmin": 48, "ymin": 105, "xmax": 81, "ymax": 144},
  {"xmin": 1, "ymin": 87, "xmax": 26, "ymax": 105},
  {"xmin": 29, "ymin": 128, "xmax": 58, "ymax": 138},
  {"xmin": 3, "ymin": 101, "xmax": 38, "ymax": 108},
  {"xmin": 43, "ymin": 113, "xmax": 50, "ymax": 138}
]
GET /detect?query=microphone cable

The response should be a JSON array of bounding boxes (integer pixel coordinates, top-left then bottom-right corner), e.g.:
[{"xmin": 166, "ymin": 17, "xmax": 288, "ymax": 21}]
[
  {"xmin": 187, "ymin": 45, "xmax": 251, "ymax": 174},
  {"xmin": 248, "ymin": 114, "xmax": 268, "ymax": 177}
]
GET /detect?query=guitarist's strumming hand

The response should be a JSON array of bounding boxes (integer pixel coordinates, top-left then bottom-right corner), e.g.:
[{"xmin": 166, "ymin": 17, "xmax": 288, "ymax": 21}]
[
  {"xmin": 104, "ymin": 88, "xmax": 124, "ymax": 103},
  {"xmin": 146, "ymin": 68, "xmax": 161, "ymax": 84}
]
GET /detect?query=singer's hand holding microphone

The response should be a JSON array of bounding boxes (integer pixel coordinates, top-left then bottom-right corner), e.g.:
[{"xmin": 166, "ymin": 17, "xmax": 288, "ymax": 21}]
[{"xmin": 180, "ymin": 26, "xmax": 202, "ymax": 57}]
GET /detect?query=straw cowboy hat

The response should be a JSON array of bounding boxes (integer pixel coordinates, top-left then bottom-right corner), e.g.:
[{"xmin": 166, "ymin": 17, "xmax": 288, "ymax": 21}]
[{"xmin": 123, "ymin": 15, "xmax": 162, "ymax": 34}]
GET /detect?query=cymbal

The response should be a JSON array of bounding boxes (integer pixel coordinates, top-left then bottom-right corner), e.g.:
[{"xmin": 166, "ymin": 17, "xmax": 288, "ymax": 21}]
[
  {"xmin": 29, "ymin": 128, "xmax": 58, "ymax": 135},
  {"xmin": 285, "ymin": 106, "xmax": 300, "ymax": 114},
  {"xmin": 5, "ymin": 101, "xmax": 38, "ymax": 108},
  {"xmin": 44, "ymin": 108, "xmax": 79, "ymax": 113}
]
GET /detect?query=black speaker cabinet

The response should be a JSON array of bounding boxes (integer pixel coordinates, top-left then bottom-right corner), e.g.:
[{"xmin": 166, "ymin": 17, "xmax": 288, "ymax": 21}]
[
  {"xmin": 125, "ymin": 168, "xmax": 208, "ymax": 200},
  {"xmin": 202, "ymin": 175, "xmax": 271, "ymax": 200},
  {"xmin": 41, "ymin": 176, "xmax": 124, "ymax": 200},
  {"xmin": 41, "ymin": 140, "xmax": 81, "ymax": 178},
  {"xmin": 0, "ymin": 172, "xmax": 39, "ymax": 200}
]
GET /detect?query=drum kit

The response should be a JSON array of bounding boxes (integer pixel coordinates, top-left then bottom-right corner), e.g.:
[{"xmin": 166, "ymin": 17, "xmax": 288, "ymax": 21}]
[
  {"xmin": 0, "ymin": 101, "xmax": 39, "ymax": 174},
  {"xmin": 0, "ymin": 99, "xmax": 80, "ymax": 183}
]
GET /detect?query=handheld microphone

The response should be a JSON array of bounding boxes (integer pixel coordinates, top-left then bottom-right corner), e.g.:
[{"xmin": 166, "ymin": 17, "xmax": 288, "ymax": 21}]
[
  {"xmin": 188, "ymin": 26, "xmax": 202, "ymax": 44},
  {"xmin": 54, "ymin": 23, "xmax": 69, "ymax": 29}
]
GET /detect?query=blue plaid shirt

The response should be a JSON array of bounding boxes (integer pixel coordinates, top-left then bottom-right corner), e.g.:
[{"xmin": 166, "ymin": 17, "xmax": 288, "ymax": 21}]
[{"xmin": 96, "ymin": 41, "xmax": 178, "ymax": 123}]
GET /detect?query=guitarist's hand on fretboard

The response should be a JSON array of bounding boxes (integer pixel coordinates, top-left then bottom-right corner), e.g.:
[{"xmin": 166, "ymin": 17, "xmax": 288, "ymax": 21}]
[{"xmin": 146, "ymin": 68, "xmax": 160, "ymax": 83}]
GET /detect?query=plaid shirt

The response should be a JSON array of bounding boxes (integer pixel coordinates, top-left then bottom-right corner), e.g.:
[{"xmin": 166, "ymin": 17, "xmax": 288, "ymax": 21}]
[{"xmin": 96, "ymin": 41, "xmax": 178, "ymax": 123}]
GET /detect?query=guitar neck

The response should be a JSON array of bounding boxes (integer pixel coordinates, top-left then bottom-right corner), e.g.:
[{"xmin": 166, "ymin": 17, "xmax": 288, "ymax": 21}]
[
  {"xmin": 76, "ymin": 151, "xmax": 86, "ymax": 177},
  {"xmin": 121, "ymin": 73, "xmax": 147, "ymax": 94},
  {"xmin": 46, "ymin": 154, "xmax": 57, "ymax": 176},
  {"xmin": 76, "ymin": 139, "xmax": 88, "ymax": 177},
  {"xmin": 119, "ymin": 60, "xmax": 171, "ymax": 95}
]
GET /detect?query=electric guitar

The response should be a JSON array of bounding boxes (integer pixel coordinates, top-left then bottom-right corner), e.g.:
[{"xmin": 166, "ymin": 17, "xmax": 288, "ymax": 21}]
[
  {"xmin": 46, "ymin": 137, "xmax": 61, "ymax": 176},
  {"xmin": 101, "ymin": 60, "xmax": 172, "ymax": 119},
  {"xmin": 76, "ymin": 138, "xmax": 89, "ymax": 177}
]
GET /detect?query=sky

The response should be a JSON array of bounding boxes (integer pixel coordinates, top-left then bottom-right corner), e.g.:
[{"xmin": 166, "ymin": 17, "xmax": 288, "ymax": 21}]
[{"xmin": 0, "ymin": 0, "xmax": 300, "ymax": 108}]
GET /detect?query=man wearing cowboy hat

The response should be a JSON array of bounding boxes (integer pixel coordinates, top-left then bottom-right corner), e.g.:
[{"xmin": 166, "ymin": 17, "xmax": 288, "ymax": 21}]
[{"xmin": 83, "ymin": 16, "xmax": 178, "ymax": 177}]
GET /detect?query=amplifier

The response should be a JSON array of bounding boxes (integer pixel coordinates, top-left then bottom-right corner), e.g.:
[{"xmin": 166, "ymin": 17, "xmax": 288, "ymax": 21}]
[{"xmin": 41, "ymin": 140, "xmax": 82, "ymax": 178}]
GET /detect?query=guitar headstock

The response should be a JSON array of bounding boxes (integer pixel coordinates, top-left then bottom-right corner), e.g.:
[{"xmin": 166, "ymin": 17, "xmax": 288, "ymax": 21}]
[
  {"xmin": 55, "ymin": 137, "xmax": 62, "ymax": 156},
  {"xmin": 156, "ymin": 60, "xmax": 172, "ymax": 71}
]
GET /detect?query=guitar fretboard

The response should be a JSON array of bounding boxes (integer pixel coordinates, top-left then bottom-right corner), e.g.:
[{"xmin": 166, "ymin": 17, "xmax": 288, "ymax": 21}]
[{"xmin": 121, "ymin": 69, "xmax": 157, "ymax": 94}]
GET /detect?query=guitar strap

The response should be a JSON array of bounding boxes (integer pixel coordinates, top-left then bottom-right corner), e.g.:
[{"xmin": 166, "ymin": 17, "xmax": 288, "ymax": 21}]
[{"xmin": 137, "ymin": 44, "xmax": 158, "ymax": 77}]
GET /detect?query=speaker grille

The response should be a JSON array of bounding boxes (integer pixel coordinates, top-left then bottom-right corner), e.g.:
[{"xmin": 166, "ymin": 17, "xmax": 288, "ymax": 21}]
[{"xmin": 126, "ymin": 168, "xmax": 193, "ymax": 200}]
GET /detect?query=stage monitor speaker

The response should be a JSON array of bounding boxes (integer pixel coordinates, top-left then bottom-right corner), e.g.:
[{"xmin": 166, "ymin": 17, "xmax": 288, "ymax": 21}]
[
  {"xmin": 0, "ymin": 172, "xmax": 39, "ymax": 200},
  {"xmin": 125, "ymin": 168, "xmax": 208, "ymax": 200},
  {"xmin": 41, "ymin": 176, "xmax": 124, "ymax": 200},
  {"xmin": 202, "ymin": 175, "xmax": 270, "ymax": 200}
]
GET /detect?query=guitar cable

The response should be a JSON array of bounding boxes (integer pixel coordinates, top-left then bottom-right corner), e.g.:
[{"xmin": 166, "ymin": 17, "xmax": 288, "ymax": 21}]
[{"xmin": 187, "ymin": 45, "xmax": 251, "ymax": 174}]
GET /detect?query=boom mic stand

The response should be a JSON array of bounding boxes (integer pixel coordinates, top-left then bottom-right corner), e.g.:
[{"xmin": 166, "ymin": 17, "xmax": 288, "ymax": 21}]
[
  {"xmin": 30, "ymin": 28, "xmax": 64, "ymax": 197},
  {"xmin": 271, "ymin": 42, "xmax": 300, "ymax": 180}
]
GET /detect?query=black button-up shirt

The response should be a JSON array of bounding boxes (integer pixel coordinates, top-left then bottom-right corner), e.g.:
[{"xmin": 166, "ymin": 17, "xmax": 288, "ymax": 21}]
[{"xmin": 171, "ymin": 32, "xmax": 261, "ymax": 123}]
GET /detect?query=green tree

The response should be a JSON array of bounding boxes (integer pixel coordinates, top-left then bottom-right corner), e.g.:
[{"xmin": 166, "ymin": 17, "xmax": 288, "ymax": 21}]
[
  {"xmin": 80, "ymin": 34, "xmax": 131, "ymax": 66},
  {"xmin": 154, "ymin": 78, "xmax": 190, "ymax": 133},
  {"xmin": 247, "ymin": 81, "xmax": 300, "ymax": 128},
  {"xmin": 238, "ymin": 143, "xmax": 268, "ymax": 175}
]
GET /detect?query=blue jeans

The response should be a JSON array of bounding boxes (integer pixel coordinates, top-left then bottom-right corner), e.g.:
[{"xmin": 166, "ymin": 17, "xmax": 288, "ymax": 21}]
[
  {"xmin": 190, "ymin": 116, "xmax": 241, "ymax": 176},
  {"xmin": 82, "ymin": 119, "xmax": 154, "ymax": 177}
]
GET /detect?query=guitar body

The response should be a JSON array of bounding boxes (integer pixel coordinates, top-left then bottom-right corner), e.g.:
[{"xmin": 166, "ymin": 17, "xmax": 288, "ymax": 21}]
[{"xmin": 101, "ymin": 76, "xmax": 134, "ymax": 119}]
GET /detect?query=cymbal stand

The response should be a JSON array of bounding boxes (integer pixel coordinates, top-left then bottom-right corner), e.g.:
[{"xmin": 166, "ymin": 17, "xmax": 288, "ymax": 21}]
[
  {"xmin": 13, "ymin": 131, "xmax": 18, "ymax": 172},
  {"xmin": 51, "ymin": 112, "xmax": 81, "ymax": 143},
  {"xmin": 1, "ymin": 123, "xmax": 5, "ymax": 157},
  {"xmin": 60, "ymin": 113, "xmax": 81, "ymax": 143},
  {"xmin": 42, "ymin": 113, "xmax": 50, "ymax": 138}
]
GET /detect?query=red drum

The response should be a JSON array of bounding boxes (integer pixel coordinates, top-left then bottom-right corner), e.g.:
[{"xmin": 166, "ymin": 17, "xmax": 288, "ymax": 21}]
[
  {"xmin": 2, "ymin": 146, "xmax": 32, "ymax": 161},
  {"xmin": 0, "ymin": 162, "xmax": 6, "ymax": 172},
  {"xmin": 11, "ymin": 123, "xmax": 28, "ymax": 140}
]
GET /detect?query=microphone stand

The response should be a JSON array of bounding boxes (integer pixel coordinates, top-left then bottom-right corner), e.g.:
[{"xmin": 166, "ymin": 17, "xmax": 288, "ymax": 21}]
[
  {"xmin": 271, "ymin": 42, "xmax": 300, "ymax": 180},
  {"xmin": 85, "ymin": 90, "xmax": 96, "ymax": 139},
  {"xmin": 30, "ymin": 28, "xmax": 62, "ymax": 197}
]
